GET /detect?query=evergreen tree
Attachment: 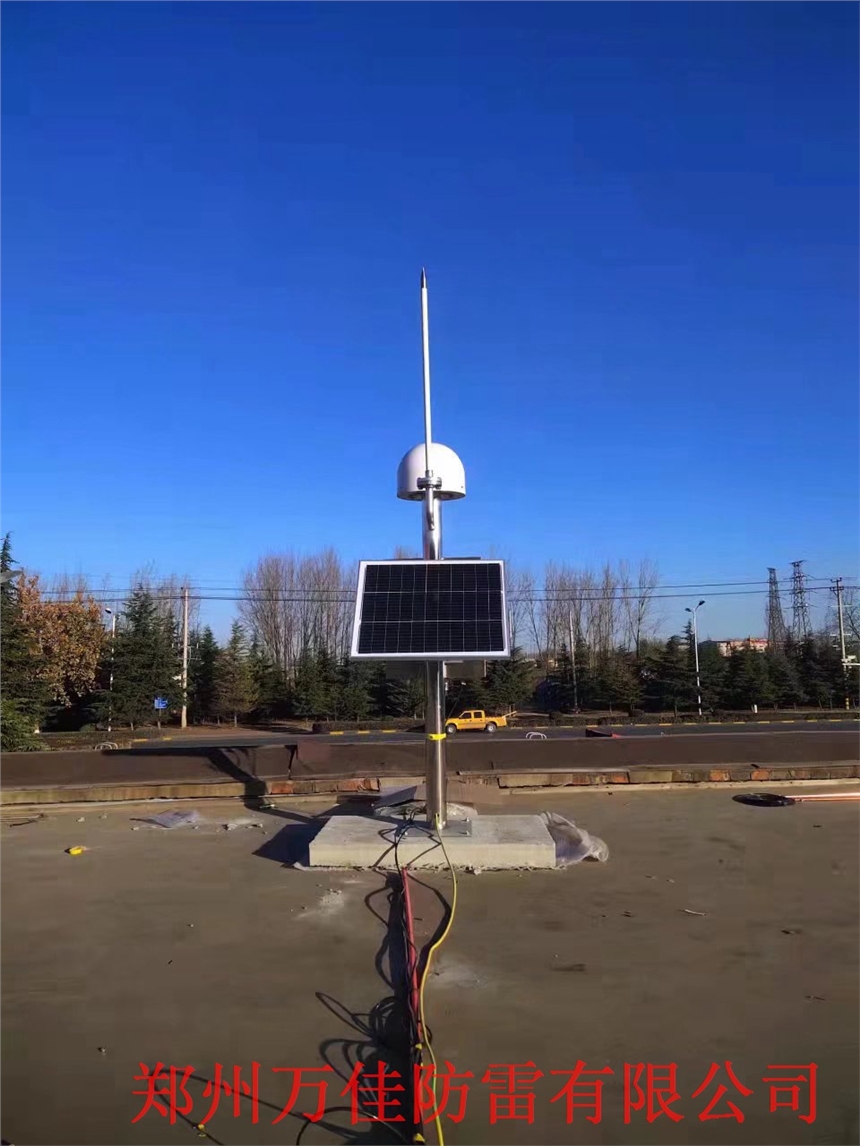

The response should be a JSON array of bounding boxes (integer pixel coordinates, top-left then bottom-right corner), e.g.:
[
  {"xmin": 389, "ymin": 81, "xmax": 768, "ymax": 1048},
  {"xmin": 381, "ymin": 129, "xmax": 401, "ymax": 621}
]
[
  {"xmin": 697, "ymin": 642, "xmax": 728, "ymax": 712},
  {"xmin": 188, "ymin": 627, "xmax": 220, "ymax": 723},
  {"xmin": 484, "ymin": 646, "xmax": 535, "ymax": 713},
  {"xmin": 795, "ymin": 635, "xmax": 841, "ymax": 708},
  {"xmin": 248, "ymin": 637, "xmax": 289, "ymax": 720},
  {"xmin": 539, "ymin": 645, "xmax": 574, "ymax": 712},
  {"xmin": 765, "ymin": 650, "xmax": 805, "ymax": 707},
  {"xmin": 1, "ymin": 535, "xmax": 50, "ymax": 747},
  {"xmin": 652, "ymin": 636, "xmax": 692, "ymax": 713},
  {"xmin": 109, "ymin": 586, "xmax": 182, "ymax": 729},
  {"xmin": 444, "ymin": 678, "xmax": 488, "ymax": 716},
  {"xmin": 292, "ymin": 646, "xmax": 338, "ymax": 719},
  {"xmin": 721, "ymin": 646, "xmax": 776, "ymax": 710},
  {"xmin": 335, "ymin": 659, "xmax": 375, "ymax": 720},
  {"xmin": 375, "ymin": 667, "xmax": 424, "ymax": 719},
  {"xmin": 598, "ymin": 649, "xmax": 642, "ymax": 713},
  {"xmin": 214, "ymin": 623, "xmax": 257, "ymax": 725}
]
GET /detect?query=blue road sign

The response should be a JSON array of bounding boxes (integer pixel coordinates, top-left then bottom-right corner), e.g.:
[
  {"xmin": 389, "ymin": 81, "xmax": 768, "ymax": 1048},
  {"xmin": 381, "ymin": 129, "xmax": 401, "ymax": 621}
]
[{"xmin": 153, "ymin": 697, "xmax": 169, "ymax": 710}]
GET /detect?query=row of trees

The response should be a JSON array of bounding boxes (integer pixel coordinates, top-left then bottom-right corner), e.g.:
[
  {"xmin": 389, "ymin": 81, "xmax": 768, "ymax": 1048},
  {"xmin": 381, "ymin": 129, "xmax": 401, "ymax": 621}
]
[
  {"xmin": 235, "ymin": 551, "xmax": 665, "ymax": 679},
  {"xmin": 534, "ymin": 630, "xmax": 853, "ymax": 715},
  {"xmin": 2, "ymin": 537, "xmax": 857, "ymax": 749}
]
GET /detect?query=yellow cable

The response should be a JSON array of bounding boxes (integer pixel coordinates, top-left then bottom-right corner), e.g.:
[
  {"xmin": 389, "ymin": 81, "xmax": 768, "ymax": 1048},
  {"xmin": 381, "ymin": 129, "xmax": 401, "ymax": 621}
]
[{"xmin": 417, "ymin": 815, "xmax": 458, "ymax": 1146}]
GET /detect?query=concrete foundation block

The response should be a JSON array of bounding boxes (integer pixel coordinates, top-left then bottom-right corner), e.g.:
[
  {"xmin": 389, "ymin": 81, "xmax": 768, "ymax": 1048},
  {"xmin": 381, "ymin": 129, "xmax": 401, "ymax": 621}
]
[{"xmin": 308, "ymin": 814, "xmax": 557, "ymax": 870}]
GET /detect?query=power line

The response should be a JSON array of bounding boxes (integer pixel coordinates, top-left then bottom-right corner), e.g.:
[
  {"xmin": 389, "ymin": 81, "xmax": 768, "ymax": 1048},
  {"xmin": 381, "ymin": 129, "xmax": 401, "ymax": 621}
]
[{"xmin": 38, "ymin": 584, "xmax": 843, "ymax": 604}]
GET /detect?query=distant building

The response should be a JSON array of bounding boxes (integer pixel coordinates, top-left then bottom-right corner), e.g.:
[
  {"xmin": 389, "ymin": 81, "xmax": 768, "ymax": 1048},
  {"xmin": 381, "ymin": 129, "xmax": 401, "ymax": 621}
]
[{"xmin": 702, "ymin": 637, "xmax": 769, "ymax": 657}]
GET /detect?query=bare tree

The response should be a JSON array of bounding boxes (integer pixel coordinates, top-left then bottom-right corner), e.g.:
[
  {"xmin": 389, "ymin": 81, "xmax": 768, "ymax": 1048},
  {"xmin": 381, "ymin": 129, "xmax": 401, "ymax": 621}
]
[
  {"xmin": 128, "ymin": 565, "xmax": 199, "ymax": 632},
  {"xmin": 239, "ymin": 549, "xmax": 354, "ymax": 676},
  {"xmin": 239, "ymin": 554, "xmax": 300, "ymax": 678},
  {"xmin": 619, "ymin": 558, "xmax": 661, "ymax": 658}
]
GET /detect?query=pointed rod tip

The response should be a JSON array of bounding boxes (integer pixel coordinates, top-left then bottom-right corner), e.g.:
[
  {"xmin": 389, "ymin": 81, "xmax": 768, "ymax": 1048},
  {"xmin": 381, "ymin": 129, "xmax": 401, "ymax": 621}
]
[{"xmin": 420, "ymin": 267, "xmax": 427, "ymax": 288}]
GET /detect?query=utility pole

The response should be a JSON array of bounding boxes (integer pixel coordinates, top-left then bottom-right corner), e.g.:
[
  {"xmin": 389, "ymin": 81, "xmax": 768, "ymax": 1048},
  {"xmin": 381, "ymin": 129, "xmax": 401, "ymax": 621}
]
[
  {"xmin": 685, "ymin": 599, "xmax": 705, "ymax": 717},
  {"xmin": 180, "ymin": 585, "xmax": 189, "ymax": 729},
  {"xmin": 567, "ymin": 609, "xmax": 579, "ymax": 711},
  {"xmin": 833, "ymin": 577, "xmax": 849, "ymax": 711},
  {"xmin": 104, "ymin": 608, "xmax": 117, "ymax": 733}
]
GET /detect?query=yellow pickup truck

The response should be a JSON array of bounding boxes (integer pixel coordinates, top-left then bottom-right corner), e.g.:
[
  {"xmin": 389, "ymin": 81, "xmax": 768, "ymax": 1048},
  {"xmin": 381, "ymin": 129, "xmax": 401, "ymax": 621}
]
[{"xmin": 444, "ymin": 710, "xmax": 508, "ymax": 735}]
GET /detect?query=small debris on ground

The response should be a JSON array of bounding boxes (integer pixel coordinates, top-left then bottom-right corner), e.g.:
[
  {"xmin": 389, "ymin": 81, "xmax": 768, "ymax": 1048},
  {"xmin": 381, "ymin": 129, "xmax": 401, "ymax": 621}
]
[
  {"xmin": 143, "ymin": 810, "xmax": 202, "ymax": 830},
  {"xmin": 223, "ymin": 818, "xmax": 264, "ymax": 831},
  {"xmin": 76, "ymin": 817, "xmax": 85, "ymax": 823},
  {"xmin": 805, "ymin": 995, "xmax": 825, "ymax": 1001},
  {"xmin": 622, "ymin": 910, "xmax": 633, "ymax": 917},
  {"xmin": 97, "ymin": 1047, "xmax": 106, "ymax": 1054},
  {"xmin": 66, "ymin": 846, "xmax": 86, "ymax": 856},
  {"xmin": 683, "ymin": 909, "xmax": 708, "ymax": 917},
  {"xmin": 781, "ymin": 928, "xmax": 802, "ymax": 935}
]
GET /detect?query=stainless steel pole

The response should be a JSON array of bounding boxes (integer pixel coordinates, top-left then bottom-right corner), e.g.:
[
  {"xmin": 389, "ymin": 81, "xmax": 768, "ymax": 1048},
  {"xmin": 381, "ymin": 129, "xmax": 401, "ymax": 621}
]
[{"xmin": 420, "ymin": 268, "xmax": 447, "ymax": 829}]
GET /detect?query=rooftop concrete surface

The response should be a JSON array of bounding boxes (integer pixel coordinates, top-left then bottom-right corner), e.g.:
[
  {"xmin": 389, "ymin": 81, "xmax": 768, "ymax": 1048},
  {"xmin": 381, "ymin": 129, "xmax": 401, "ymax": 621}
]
[{"xmin": 2, "ymin": 787, "xmax": 857, "ymax": 1145}]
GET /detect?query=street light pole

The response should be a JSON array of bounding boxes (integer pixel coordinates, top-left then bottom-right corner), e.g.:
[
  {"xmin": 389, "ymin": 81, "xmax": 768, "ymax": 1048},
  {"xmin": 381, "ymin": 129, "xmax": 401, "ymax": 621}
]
[
  {"xmin": 104, "ymin": 608, "xmax": 117, "ymax": 733},
  {"xmin": 685, "ymin": 600, "xmax": 705, "ymax": 718}
]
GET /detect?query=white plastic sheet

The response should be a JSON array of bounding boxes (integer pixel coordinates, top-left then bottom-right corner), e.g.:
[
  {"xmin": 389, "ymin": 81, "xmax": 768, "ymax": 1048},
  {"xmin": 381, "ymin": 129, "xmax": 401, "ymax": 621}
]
[
  {"xmin": 540, "ymin": 812, "xmax": 609, "ymax": 865},
  {"xmin": 143, "ymin": 810, "xmax": 202, "ymax": 830}
]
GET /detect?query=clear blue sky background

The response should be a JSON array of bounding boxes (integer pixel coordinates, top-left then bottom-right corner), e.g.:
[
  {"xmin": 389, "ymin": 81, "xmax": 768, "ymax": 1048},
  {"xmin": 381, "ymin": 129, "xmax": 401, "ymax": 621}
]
[{"xmin": 3, "ymin": 2, "xmax": 857, "ymax": 640}]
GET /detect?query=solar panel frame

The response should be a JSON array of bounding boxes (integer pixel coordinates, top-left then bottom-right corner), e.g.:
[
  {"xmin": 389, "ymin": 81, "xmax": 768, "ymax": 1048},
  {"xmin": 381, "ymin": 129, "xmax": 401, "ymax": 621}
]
[{"xmin": 350, "ymin": 559, "xmax": 510, "ymax": 660}]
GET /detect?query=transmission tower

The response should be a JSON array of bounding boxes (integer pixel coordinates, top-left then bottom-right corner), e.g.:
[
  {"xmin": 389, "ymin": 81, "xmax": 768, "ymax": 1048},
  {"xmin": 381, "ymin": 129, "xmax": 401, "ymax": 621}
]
[
  {"xmin": 765, "ymin": 568, "xmax": 788, "ymax": 650},
  {"xmin": 790, "ymin": 560, "xmax": 812, "ymax": 641}
]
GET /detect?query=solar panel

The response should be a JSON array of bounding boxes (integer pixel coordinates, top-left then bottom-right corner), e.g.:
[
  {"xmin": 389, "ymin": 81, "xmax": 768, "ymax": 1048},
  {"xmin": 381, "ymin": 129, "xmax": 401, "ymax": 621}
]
[{"xmin": 350, "ymin": 560, "xmax": 509, "ymax": 660}]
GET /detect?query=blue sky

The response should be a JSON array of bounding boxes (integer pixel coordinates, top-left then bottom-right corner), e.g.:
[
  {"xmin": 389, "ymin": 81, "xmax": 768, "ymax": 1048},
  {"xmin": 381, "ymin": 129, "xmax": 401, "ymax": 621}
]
[{"xmin": 3, "ymin": 2, "xmax": 857, "ymax": 640}]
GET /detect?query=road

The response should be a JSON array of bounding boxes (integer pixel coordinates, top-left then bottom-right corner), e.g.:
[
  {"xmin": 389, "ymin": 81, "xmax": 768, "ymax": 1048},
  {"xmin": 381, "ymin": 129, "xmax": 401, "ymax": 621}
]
[{"xmin": 128, "ymin": 719, "xmax": 859, "ymax": 750}]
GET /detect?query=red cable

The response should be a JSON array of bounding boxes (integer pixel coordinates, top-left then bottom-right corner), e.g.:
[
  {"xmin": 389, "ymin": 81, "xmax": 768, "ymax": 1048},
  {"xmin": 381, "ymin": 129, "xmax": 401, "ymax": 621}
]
[{"xmin": 401, "ymin": 866, "xmax": 423, "ymax": 1042}]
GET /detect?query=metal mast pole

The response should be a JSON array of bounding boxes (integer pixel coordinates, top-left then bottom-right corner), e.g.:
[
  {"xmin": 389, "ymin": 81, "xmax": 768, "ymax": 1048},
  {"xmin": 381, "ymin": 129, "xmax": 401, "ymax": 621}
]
[
  {"xmin": 418, "ymin": 269, "xmax": 446, "ymax": 828},
  {"xmin": 180, "ymin": 585, "xmax": 189, "ymax": 729},
  {"xmin": 834, "ymin": 577, "xmax": 849, "ymax": 711}
]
